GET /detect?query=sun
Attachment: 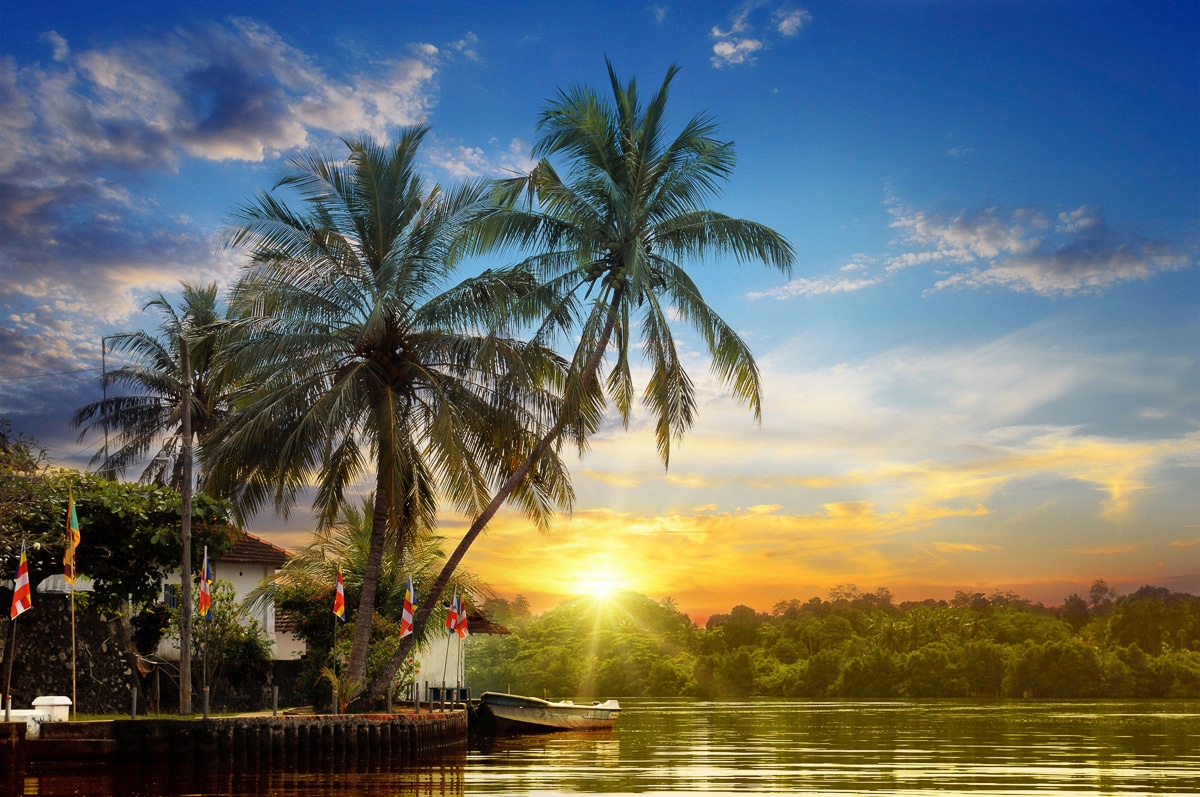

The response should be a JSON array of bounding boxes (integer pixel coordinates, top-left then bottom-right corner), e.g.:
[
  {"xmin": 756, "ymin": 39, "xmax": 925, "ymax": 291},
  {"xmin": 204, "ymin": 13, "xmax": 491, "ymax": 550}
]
[{"xmin": 573, "ymin": 575, "xmax": 621, "ymax": 600}]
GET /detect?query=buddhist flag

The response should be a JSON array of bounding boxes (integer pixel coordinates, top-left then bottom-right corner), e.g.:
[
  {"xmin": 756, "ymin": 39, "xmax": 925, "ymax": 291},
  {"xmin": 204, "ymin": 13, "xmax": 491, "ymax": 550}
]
[
  {"xmin": 455, "ymin": 596, "xmax": 469, "ymax": 639},
  {"xmin": 332, "ymin": 562, "xmax": 345, "ymax": 619},
  {"xmin": 63, "ymin": 487, "xmax": 81, "ymax": 586},
  {"xmin": 400, "ymin": 575, "xmax": 415, "ymax": 638},
  {"xmin": 445, "ymin": 591, "xmax": 459, "ymax": 634},
  {"xmin": 10, "ymin": 543, "xmax": 31, "ymax": 619},
  {"xmin": 198, "ymin": 546, "xmax": 213, "ymax": 619}
]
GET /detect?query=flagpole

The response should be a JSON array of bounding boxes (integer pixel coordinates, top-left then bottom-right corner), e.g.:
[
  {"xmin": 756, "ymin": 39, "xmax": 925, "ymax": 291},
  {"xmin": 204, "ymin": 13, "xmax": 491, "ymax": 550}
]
[
  {"xmin": 3, "ymin": 617, "xmax": 15, "ymax": 722},
  {"xmin": 70, "ymin": 580, "xmax": 76, "ymax": 719}
]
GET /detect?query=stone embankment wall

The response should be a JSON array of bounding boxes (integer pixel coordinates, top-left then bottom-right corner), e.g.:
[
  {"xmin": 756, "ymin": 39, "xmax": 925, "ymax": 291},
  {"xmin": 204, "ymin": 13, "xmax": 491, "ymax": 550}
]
[
  {"xmin": 110, "ymin": 712, "xmax": 468, "ymax": 770},
  {"xmin": 2, "ymin": 595, "xmax": 134, "ymax": 714},
  {"xmin": 2, "ymin": 710, "xmax": 467, "ymax": 785}
]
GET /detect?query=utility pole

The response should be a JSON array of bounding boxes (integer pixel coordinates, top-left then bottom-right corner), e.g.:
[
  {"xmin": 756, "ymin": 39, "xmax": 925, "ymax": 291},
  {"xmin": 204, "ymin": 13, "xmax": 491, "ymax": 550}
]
[
  {"xmin": 178, "ymin": 334, "xmax": 194, "ymax": 714},
  {"xmin": 100, "ymin": 336, "xmax": 113, "ymax": 480}
]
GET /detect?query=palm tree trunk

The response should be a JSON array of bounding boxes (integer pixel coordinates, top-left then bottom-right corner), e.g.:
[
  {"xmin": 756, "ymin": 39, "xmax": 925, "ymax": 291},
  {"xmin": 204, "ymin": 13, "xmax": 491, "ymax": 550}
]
[
  {"xmin": 345, "ymin": 461, "xmax": 392, "ymax": 697},
  {"xmin": 364, "ymin": 288, "xmax": 624, "ymax": 699}
]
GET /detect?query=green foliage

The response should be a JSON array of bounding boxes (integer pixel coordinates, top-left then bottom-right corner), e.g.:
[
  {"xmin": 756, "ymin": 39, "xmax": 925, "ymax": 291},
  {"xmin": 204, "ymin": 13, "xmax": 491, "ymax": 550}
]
[
  {"xmin": 0, "ymin": 463, "xmax": 234, "ymax": 611},
  {"xmin": 169, "ymin": 579, "xmax": 272, "ymax": 688},
  {"xmin": 468, "ymin": 586, "xmax": 1200, "ymax": 699}
]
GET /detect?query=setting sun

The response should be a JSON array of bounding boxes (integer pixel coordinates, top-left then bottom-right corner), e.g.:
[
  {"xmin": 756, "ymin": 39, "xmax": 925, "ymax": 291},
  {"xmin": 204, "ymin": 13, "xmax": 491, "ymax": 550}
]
[{"xmin": 572, "ymin": 575, "xmax": 620, "ymax": 599}]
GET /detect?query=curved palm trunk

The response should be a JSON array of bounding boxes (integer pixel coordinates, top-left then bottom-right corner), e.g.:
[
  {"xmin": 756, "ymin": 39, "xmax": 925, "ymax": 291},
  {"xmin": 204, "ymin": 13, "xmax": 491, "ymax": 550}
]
[
  {"xmin": 345, "ymin": 459, "xmax": 392, "ymax": 697},
  {"xmin": 364, "ymin": 289, "xmax": 624, "ymax": 700}
]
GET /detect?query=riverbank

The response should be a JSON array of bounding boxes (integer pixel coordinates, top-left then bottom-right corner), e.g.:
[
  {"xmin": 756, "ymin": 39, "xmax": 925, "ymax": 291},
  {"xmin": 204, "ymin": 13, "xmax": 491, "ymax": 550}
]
[{"xmin": 1, "ymin": 709, "xmax": 467, "ymax": 788}]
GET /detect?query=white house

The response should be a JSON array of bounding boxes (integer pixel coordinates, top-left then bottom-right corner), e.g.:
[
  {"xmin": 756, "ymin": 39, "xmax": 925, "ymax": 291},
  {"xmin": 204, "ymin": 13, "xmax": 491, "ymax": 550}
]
[{"xmin": 158, "ymin": 531, "xmax": 301, "ymax": 660}]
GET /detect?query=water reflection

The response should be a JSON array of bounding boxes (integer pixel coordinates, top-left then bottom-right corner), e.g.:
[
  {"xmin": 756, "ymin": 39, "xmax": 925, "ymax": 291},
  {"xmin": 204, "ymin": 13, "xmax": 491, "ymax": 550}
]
[{"xmin": 18, "ymin": 700, "xmax": 1200, "ymax": 796}]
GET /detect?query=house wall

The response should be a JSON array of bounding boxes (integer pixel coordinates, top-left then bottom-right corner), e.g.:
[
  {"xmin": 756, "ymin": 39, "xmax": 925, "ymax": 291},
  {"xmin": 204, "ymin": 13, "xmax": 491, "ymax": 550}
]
[
  {"xmin": 414, "ymin": 632, "xmax": 467, "ymax": 696},
  {"xmin": 212, "ymin": 561, "xmax": 275, "ymax": 637},
  {"xmin": 155, "ymin": 562, "xmax": 292, "ymax": 660},
  {"xmin": 274, "ymin": 630, "xmax": 306, "ymax": 661}
]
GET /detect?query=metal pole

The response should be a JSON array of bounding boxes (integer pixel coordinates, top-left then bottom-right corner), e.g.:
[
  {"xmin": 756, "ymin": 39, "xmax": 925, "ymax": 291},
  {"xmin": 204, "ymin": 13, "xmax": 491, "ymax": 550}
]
[
  {"xmin": 202, "ymin": 686, "xmax": 209, "ymax": 720},
  {"xmin": 71, "ymin": 582, "xmax": 76, "ymax": 719},
  {"xmin": 179, "ymin": 335, "xmax": 194, "ymax": 714},
  {"xmin": 3, "ymin": 618, "xmax": 16, "ymax": 722},
  {"xmin": 272, "ymin": 686, "xmax": 278, "ymax": 717},
  {"xmin": 100, "ymin": 336, "xmax": 110, "ymax": 479},
  {"xmin": 131, "ymin": 685, "xmax": 138, "ymax": 720}
]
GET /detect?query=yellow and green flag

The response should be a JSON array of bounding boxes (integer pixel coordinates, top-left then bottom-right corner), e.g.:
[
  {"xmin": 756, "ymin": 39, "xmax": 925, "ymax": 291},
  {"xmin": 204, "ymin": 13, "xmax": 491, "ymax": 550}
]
[{"xmin": 63, "ymin": 487, "xmax": 81, "ymax": 585}]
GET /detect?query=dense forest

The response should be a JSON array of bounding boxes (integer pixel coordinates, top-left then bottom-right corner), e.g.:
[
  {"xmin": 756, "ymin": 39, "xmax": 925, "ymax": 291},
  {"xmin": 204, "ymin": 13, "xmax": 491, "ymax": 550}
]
[{"xmin": 468, "ymin": 583, "xmax": 1200, "ymax": 699}]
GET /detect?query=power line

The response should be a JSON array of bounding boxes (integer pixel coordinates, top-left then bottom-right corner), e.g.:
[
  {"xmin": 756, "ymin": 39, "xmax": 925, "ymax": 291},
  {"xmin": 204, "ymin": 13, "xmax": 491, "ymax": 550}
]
[{"xmin": 0, "ymin": 366, "xmax": 101, "ymax": 382}]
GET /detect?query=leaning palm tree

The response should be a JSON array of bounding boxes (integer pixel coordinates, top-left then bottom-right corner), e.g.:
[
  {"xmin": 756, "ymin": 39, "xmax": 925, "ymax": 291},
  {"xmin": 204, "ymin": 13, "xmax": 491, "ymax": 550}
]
[
  {"xmin": 71, "ymin": 282, "xmax": 235, "ymax": 487},
  {"xmin": 213, "ymin": 127, "xmax": 571, "ymax": 700},
  {"xmin": 246, "ymin": 494, "xmax": 483, "ymax": 643},
  {"xmin": 365, "ymin": 62, "xmax": 794, "ymax": 698}
]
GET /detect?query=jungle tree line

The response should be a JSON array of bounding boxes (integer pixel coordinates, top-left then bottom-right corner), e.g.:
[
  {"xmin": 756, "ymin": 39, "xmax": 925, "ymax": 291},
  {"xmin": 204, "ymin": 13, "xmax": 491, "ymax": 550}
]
[
  {"xmin": 468, "ymin": 584, "xmax": 1200, "ymax": 700},
  {"xmin": 26, "ymin": 61, "xmax": 793, "ymax": 708}
]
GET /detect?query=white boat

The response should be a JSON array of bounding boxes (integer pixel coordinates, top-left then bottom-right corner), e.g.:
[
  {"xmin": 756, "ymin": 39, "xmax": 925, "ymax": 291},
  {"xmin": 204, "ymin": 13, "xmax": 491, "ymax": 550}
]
[{"xmin": 477, "ymin": 691, "xmax": 621, "ymax": 733}]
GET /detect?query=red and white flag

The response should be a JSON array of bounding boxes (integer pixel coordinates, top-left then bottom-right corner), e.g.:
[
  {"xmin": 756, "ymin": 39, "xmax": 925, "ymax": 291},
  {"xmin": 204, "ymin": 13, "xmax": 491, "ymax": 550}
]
[
  {"xmin": 332, "ymin": 562, "xmax": 345, "ymax": 619},
  {"xmin": 445, "ymin": 590, "xmax": 459, "ymax": 634},
  {"xmin": 10, "ymin": 543, "xmax": 31, "ymax": 619},
  {"xmin": 455, "ymin": 596, "xmax": 469, "ymax": 639},
  {"xmin": 400, "ymin": 575, "xmax": 415, "ymax": 638}
]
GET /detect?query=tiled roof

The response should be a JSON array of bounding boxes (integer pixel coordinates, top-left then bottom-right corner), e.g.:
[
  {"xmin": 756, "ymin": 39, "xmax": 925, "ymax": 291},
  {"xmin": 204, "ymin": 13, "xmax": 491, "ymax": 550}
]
[
  {"xmin": 218, "ymin": 531, "xmax": 291, "ymax": 567},
  {"xmin": 275, "ymin": 611, "xmax": 298, "ymax": 633},
  {"xmin": 466, "ymin": 607, "xmax": 510, "ymax": 636}
]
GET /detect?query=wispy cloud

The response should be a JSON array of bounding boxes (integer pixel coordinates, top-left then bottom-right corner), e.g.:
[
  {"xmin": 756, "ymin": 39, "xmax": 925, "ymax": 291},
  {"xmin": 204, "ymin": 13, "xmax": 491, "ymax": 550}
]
[
  {"xmin": 752, "ymin": 191, "xmax": 1195, "ymax": 300},
  {"xmin": 425, "ymin": 136, "xmax": 535, "ymax": 180},
  {"xmin": 749, "ymin": 257, "xmax": 882, "ymax": 298},
  {"xmin": 710, "ymin": 2, "xmax": 809, "ymax": 68},
  {"xmin": 889, "ymin": 199, "xmax": 1192, "ymax": 295}
]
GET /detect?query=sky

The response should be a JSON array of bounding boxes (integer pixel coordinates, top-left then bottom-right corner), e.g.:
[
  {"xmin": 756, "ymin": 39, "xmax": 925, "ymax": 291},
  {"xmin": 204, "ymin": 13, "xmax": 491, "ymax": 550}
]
[{"xmin": 1, "ymin": 0, "xmax": 1196, "ymax": 623}]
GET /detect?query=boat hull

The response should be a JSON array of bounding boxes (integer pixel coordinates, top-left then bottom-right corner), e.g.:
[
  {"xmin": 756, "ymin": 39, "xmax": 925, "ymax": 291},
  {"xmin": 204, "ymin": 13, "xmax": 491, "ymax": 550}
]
[{"xmin": 477, "ymin": 692, "xmax": 620, "ymax": 733}]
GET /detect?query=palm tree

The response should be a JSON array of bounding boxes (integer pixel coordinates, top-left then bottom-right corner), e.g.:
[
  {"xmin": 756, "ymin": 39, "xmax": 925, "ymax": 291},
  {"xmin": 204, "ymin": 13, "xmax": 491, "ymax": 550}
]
[
  {"xmin": 246, "ymin": 493, "xmax": 483, "ymax": 652},
  {"xmin": 71, "ymin": 282, "xmax": 234, "ymax": 486},
  {"xmin": 71, "ymin": 281, "xmax": 234, "ymax": 713},
  {"xmin": 365, "ymin": 62, "xmax": 794, "ymax": 698},
  {"xmin": 214, "ymin": 127, "xmax": 570, "ymax": 700}
]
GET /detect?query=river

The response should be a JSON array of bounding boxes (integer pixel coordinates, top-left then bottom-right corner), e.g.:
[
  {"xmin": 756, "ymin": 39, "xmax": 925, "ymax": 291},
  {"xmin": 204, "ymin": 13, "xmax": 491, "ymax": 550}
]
[{"xmin": 19, "ymin": 699, "xmax": 1200, "ymax": 795}]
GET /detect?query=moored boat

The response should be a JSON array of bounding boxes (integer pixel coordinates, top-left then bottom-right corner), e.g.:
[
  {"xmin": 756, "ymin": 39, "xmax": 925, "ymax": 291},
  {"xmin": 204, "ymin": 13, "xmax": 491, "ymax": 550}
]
[{"xmin": 477, "ymin": 691, "xmax": 621, "ymax": 733}]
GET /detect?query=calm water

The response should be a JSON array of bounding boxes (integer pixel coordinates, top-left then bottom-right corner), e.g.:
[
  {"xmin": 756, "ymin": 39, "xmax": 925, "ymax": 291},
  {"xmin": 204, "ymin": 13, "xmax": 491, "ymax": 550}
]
[{"xmin": 19, "ymin": 699, "xmax": 1200, "ymax": 796}]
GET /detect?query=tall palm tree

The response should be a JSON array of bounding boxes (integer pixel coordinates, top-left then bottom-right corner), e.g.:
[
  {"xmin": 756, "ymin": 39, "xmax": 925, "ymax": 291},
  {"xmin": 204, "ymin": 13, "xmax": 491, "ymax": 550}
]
[
  {"xmin": 72, "ymin": 281, "xmax": 234, "ymax": 712},
  {"xmin": 71, "ymin": 282, "xmax": 234, "ymax": 486},
  {"xmin": 214, "ymin": 127, "xmax": 570, "ymax": 699},
  {"xmin": 365, "ymin": 62, "xmax": 794, "ymax": 698}
]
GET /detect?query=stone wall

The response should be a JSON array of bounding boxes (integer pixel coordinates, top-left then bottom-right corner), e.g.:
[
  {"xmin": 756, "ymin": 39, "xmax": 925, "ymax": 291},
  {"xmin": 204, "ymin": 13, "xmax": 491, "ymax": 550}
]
[{"xmin": 1, "ymin": 594, "xmax": 134, "ymax": 714}]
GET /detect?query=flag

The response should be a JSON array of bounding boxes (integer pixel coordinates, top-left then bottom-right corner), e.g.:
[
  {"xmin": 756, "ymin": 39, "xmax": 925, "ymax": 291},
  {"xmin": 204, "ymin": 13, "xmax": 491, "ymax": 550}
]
[
  {"xmin": 63, "ymin": 487, "xmax": 81, "ymax": 586},
  {"xmin": 445, "ymin": 590, "xmax": 458, "ymax": 634},
  {"xmin": 10, "ymin": 543, "xmax": 31, "ymax": 619},
  {"xmin": 400, "ymin": 575, "xmax": 415, "ymax": 638},
  {"xmin": 455, "ymin": 596, "xmax": 469, "ymax": 639},
  {"xmin": 332, "ymin": 562, "xmax": 345, "ymax": 619},
  {"xmin": 198, "ymin": 546, "xmax": 213, "ymax": 619}
]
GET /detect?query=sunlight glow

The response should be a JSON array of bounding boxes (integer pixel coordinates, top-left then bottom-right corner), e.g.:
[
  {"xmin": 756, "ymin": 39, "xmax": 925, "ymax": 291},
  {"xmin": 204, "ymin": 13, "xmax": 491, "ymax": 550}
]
[{"xmin": 573, "ymin": 575, "xmax": 622, "ymax": 599}]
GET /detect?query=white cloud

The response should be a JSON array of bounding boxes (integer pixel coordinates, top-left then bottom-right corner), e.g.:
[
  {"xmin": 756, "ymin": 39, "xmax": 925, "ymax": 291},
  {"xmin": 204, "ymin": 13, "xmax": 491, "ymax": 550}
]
[
  {"xmin": 710, "ymin": 2, "xmax": 809, "ymax": 68},
  {"xmin": 773, "ymin": 8, "xmax": 811, "ymax": 37},
  {"xmin": 752, "ymin": 191, "xmax": 1193, "ymax": 300},
  {"xmin": 446, "ymin": 32, "xmax": 482, "ymax": 63},
  {"xmin": 651, "ymin": 5, "xmax": 668, "ymax": 24},
  {"xmin": 425, "ymin": 136, "xmax": 536, "ymax": 181},
  {"xmin": 711, "ymin": 38, "xmax": 765, "ymax": 68},
  {"xmin": 40, "ymin": 31, "xmax": 70, "ymax": 62}
]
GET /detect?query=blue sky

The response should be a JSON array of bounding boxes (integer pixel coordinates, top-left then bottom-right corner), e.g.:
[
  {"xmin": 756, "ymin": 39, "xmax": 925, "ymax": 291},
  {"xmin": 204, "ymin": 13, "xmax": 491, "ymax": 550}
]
[{"xmin": 1, "ymin": 1, "xmax": 1196, "ymax": 619}]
